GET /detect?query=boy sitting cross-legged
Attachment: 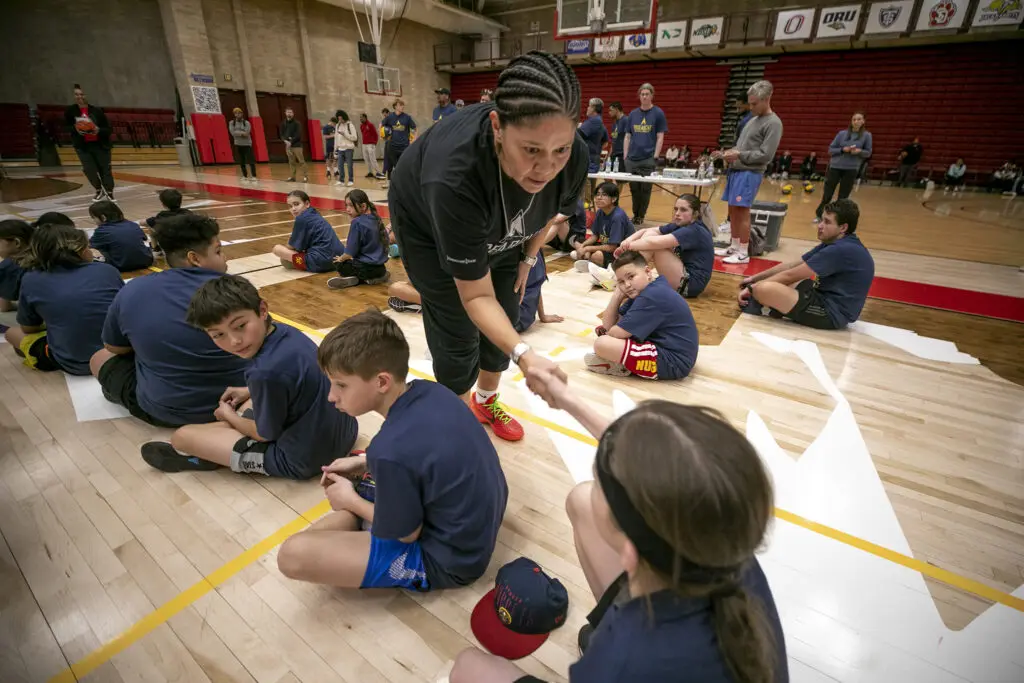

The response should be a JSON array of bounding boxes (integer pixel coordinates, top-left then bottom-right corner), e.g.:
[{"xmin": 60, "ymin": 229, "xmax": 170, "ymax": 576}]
[
  {"xmin": 140, "ymin": 274, "xmax": 358, "ymax": 478},
  {"xmin": 276, "ymin": 309, "xmax": 509, "ymax": 591},
  {"xmin": 585, "ymin": 251, "xmax": 699, "ymax": 381}
]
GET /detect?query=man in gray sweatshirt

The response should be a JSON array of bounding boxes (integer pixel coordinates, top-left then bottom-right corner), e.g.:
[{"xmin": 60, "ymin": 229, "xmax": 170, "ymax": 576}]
[{"xmin": 714, "ymin": 80, "xmax": 783, "ymax": 264}]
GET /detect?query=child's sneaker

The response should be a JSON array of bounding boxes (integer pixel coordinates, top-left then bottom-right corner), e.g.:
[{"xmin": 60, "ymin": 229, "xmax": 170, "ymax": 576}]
[
  {"xmin": 327, "ymin": 275, "xmax": 359, "ymax": 289},
  {"xmin": 573, "ymin": 259, "xmax": 591, "ymax": 273},
  {"xmin": 141, "ymin": 442, "xmax": 221, "ymax": 472},
  {"xmin": 364, "ymin": 272, "xmax": 390, "ymax": 286},
  {"xmin": 388, "ymin": 297, "xmax": 421, "ymax": 313},
  {"xmin": 471, "ymin": 393, "xmax": 524, "ymax": 442},
  {"xmin": 588, "ymin": 262, "xmax": 616, "ymax": 290},
  {"xmin": 584, "ymin": 352, "xmax": 631, "ymax": 377}
]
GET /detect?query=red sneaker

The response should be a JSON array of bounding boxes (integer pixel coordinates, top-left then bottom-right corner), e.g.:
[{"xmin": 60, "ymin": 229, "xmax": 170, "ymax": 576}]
[{"xmin": 471, "ymin": 393, "xmax": 524, "ymax": 442}]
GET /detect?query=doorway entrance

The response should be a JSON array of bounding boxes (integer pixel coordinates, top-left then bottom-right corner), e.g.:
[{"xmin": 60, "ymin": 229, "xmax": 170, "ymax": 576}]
[{"xmin": 256, "ymin": 93, "xmax": 310, "ymax": 163}]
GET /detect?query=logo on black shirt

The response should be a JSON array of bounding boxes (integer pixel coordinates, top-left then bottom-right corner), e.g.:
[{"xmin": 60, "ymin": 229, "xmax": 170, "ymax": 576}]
[{"xmin": 488, "ymin": 209, "xmax": 528, "ymax": 255}]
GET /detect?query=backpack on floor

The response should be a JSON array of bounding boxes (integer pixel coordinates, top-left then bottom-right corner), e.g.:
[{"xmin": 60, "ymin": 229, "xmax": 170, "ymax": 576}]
[{"xmin": 748, "ymin": 221, "xmax": 767, "ymax": 257}]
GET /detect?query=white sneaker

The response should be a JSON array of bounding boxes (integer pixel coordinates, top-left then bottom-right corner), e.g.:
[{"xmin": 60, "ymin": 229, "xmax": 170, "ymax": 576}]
[
  {"xmin": 714, "ymin": 246, "xmax": 736, "ymax": 257},
  {"xmin": 346, "ymin": 181, "xmax": 354, "ymax": 187},
  {"xmin": 723, "ymin": 251, "xmax": 750, "ymax": 264},
  {"xmin": 574, "ymin": 259, "xmax": 591, "ymax": 273},
  {"xmin": 570, "ymin": 249, "xmax": 580, "ymax": 261},
  {"xmin": 588, "ymin": 262, "xmax": 615, "ymax": 290},
  {"xmin": 584, "ymin": 352, "xmax": 632, "ymax": 377}
]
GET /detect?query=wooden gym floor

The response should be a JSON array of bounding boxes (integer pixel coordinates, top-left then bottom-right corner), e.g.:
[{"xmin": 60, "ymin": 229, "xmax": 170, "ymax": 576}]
[{"xmin": 1, "ymin": 164, "xmax": 1022, "ymax": 683}]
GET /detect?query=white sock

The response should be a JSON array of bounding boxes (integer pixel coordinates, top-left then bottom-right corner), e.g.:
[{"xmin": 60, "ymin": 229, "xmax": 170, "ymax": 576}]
[
  {"xmin": 737, "ymin": 242, "xmax": 748, "ymax": 256},
  {"xmin": 730, "ymin": 237, "xmax": 741, "ymax": 250},
  {"xmin": 475, "ymin": 388, "xmax": 496, "ymax": 404}
]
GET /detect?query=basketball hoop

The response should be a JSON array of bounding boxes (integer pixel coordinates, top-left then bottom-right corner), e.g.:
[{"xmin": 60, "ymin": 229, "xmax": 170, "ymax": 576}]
[{"xmin": 596, "ymin": 35, "xmax": 619, "ymax": 61}]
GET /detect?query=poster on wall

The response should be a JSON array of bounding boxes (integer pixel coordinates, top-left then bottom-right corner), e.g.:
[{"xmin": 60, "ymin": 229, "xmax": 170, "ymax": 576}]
[
  {"xmin": 775, "ymin": 8, "xmax": 816, "ymax": 41},
  {"xmin": 972, "ymin": 0, "xmax": 1023, "ymax": 27},
  {"xmin": 915, "ymin": 0, "xmax": 968, "ymax": 30},
  {"xmin": 863, "ymin": 1, "xmax": 915, "ymax": 34},
  {"xmin": 656, "ymin": 20, "xmax": 688, "ymax": 49},
  {"xmin": 565, "ymin": 39, "xmax": 591, "ymax": 55},
  {"xmin": 623, "ymin": 33, "xmax": 652, "ymax": 51},
  {"xmin": 689, "ymin": 17, "xmax": 724, "ymax": 46},
  {"xmin": 816, "ymin": 4, "xmax": 862, "ymax": 38}
]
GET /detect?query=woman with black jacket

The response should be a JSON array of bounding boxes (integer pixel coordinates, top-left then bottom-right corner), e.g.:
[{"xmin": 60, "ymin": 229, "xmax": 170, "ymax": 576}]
[{"xmin": 64, "ymin": 84, "xmax": 114, "ymax": 201}]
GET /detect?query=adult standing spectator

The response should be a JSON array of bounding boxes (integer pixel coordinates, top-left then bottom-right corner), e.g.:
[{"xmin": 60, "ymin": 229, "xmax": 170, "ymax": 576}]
[
  {"xmin": 607, "ymin": 101, "xmax": 628, "ymax": 173},
  {"xmin": 578, "ymin": 97, "xmax": 609, "ymax": 202},
  {"xmin": 623, "ymin": 83, "xmax": 668, "ymax": 225},
  {"xmin": 64, "ymin": 84, "xmax": 113, "ymax": 201},
  {"xmin": 388, "ymin": 51, "xmax": 587, "ymax": 443},
  {"xmin": 228, "ymin": 108, "xmax": 256, "ymax": 182},
  {"xmin": 714, "ymin": 80, "xmax": 782, "ymax": 264},
  {"xmin": 734, "ymin": 94, "xmax": 753, "ymax": 142},
  {"xmin": 359, "ymin": 113, "xmax": 383, "ymax": 179},
  {"xmin": 433, "ymin": 88, "xmax": 457, "ymax": 124},
  {"xmin": 334, "ymin": 111, "xmax": 358, "ymax": 187},
  {"xmin": 380, "ymin": 108, "xmax": 391, "ymax": 180},
  {"xmin": 279, "ymin": 108, "xmax": 307, "ymax": 183},
  {"xmin": 895, "ymin": 137, "xmax": 923, "ymax": 187},
  {"xmin": 381, "ymin": 99, "xmax": 416, "ymax": 189},
  {"xmin": 815, "ymin": 112, "xmax": 872, "ymax": 222}
]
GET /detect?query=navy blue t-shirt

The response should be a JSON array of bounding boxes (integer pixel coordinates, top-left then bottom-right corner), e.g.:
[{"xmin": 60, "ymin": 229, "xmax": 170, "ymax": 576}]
[
  {"xmin": 432, "ymin": 103, "xmax": 457, "ymax": 123},
  {"xmin": 593, "ymin": 207, "xmax": 634, "ymax": 245},
  {"xmin": 322, "ymin": 123, "xmax": 336, "ymax": 151},
  {"xmin": 565, "ymin": 199, "xmax": 588, "ymax": 243},
  {"xmin": 579, "ymin": 115, "xmax": 609, "ymax": 168},
  {"xmin": 517, "ymin": 256, "xmax": 547, "ymax": 332},
  {"xmin": 18, "ymin": 261, "xmax": 123, "ymax": 375},
  {"xmin": 247, "ymin": 323, "xmax": 358, "ymax": 480},
  {"xmin": 626, "ymin": 106, "xmax": 668, "ymax": 161},
  {"xmin": 345, "ymin": 214, "xmax": 388, "ymax": 265},
  {"xmin": 660, "ymin": 220, "xmax": 714, "ymax": 297},
  {"xmin": 383, "ymin": 112, "xmax": 416, "ymax": 148},
  {"xmin": 617, "ymin": 276, "xmax": 699, "ymax": 380},
  {"xmin": 290, "ymin": 207, "xmax": 344, "ymax": 273},
  {"xmin": 735, "ymin": 111, "xmax": 754, "ymax": 142},
  {"xmin": 569, "ymin": 559, "xmax": 788, "ymax": 683},
  {"xmin": 90, "ymin": 219, "xmax": 154, "ymax": 272},
  {"xmin": 802, "ymin": 234, "xmax": 875, "ymax": 327},
  {"xmin": 611, "ymin": 116, "xmax": 629, "ymax": 156},
  {"xmin": 0, "ymin": 258, "xmax": 26, "ymax": 302},
  {"xmin": 367, "ymin": 380, "xmax": 508, "ymax": 588},
  {"xmin": 103, "ymin": 267, "xmax": 249, "ymax": 425}
]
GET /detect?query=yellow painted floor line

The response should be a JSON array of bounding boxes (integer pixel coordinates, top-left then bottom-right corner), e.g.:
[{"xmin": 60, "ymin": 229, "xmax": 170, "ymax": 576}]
[{"xmin": 50, "ymin": 293, "xmax": 1023, "ymax": 680}]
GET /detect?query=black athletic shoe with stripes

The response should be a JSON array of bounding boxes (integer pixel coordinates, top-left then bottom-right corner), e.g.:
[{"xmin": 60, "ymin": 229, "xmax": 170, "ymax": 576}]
[{"xmin": 141, "ymin": 441, "xmax": 221, "ymax": 472}]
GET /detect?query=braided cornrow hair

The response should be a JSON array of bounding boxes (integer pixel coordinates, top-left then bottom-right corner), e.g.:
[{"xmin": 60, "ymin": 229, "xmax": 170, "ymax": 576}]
[{"xmin": 493, "ymin": 50, "xmax": 581, "ymax": 125}]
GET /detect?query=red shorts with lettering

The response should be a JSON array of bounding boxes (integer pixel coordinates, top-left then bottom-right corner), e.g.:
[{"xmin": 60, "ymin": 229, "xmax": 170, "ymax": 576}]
[
  {"xmin": 291, "ymin": 252, "xmax": 308, "ymax": 271},
  {"xmin": 621, "ymin": 339, "xmax": 659, "ymax": 379}
]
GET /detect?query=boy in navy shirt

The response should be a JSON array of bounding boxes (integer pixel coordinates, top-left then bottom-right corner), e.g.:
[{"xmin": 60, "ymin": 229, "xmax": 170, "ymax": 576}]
[
  {"xmin": 573, "ymin": 182, "xmax": 633, "ymax": 268},
  {"xmin": 91, "ymin": 213, "xmax": 249, "ymax": 427},
  {"xmin": 276, "ymin": 309, "xmax": 508, "ymax": 591},
  {"xmin": 739, "ymin": 198, "xmax": 874, "ymax": 330},
  {"xmin": 143, "ymin": 189, "xmax": 191, "ymax": 229},
  {"xmin": 88, "ymin": 200, "xmax": 153, "ymax": 271},
  {"xmin": 585, "ymin": 251, "xmax": 699, "ymax": 381},
  {"xmin": 140, "ymin": 274, "xmax": 358, "ymax": 478}
]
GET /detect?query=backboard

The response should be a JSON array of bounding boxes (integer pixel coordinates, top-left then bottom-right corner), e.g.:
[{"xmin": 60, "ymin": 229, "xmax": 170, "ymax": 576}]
[{"xmin": 555, "ymin": 0, "xmax": 657, "ymax": 39}]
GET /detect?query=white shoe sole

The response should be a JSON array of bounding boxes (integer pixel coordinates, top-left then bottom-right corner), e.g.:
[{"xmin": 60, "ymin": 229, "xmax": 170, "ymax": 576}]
[
  {"xmin": 584, "ymin": 352, "xmax": 632, "ymax": 377},
  {"xmin": 723, "ymin": 254, "xmax": 749, "ymax": 264}
]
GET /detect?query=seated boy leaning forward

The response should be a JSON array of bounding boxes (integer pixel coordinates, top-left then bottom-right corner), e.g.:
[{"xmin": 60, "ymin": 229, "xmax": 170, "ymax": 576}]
[
  {"xmin": 140, "ymin": 274, "xmax": 358, "ymax": 479},
  {"xmin": 276, "ymin": 309, "xmax": 509, "ymax": 592},
  {"xmin": 585, "ymin": 251, "xmax": 699, "ymax": 381},
  {"xmin": 738, "ymin": 198, "xmax": 875, "ymax": 330}
]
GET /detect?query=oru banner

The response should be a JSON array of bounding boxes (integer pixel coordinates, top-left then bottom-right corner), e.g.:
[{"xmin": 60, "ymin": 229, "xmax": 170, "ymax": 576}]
[{"xmin": 816, "ymin": 4, "xmax": 862, "ymax": 38}]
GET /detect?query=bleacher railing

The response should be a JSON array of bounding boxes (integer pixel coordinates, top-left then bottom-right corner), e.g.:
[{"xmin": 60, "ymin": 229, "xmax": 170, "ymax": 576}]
[{"xmin": 35, "ymin": 107, "xmax": 178, "ymax": 149}]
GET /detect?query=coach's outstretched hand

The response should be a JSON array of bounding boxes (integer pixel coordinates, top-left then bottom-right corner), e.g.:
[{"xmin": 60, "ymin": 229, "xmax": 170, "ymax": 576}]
[
  {"xmin": 521, "ymin": 351, "xmax": 568, "ymax": 409},
  {"xmin": 527, "ymin": 366, "xmax": 611, "ymax": 440}
]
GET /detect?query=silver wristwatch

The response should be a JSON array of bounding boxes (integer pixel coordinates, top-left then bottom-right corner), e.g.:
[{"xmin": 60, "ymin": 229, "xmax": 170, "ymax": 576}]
[
  {"xmin": 511, "ymin": 342, "xmax": 531, "ymax": 365},
  {"xmin": 521, "ymin": 253, "xmax": 538, "ymax": 267}
]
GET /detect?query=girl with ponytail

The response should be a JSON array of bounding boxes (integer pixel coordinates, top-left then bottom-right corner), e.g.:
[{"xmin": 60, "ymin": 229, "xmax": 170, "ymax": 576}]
[
  {"xmin": 327, "ymin": 189, "xmax": 390, "ymax": 289},
  {"xmin": 614, "ymin": 193, "xmax": 716, "ymax": 298},
  {"xmin": 451, "ymin": 366, "xmax": 787, "ymax": 683},
  {"xmin": 0, "ymin": 219, "xmax": 34, "ymax": 312}
]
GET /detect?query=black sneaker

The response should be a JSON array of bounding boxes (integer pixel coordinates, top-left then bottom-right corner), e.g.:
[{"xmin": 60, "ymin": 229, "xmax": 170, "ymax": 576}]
[
  {"xmin": 365, "ymin": 173, "xmax": 375, "ymax": 178},
  {"xmin": 141, "ymin": 442, "xmax": 221, "ymax": 472},
  {"xmin": 578, "ymin": 624, "xmax": 594, "ymax": 655},
  {"xmin": 364, "ymin": 272, "xmax": 390, "ymax": 286},
  {"xmin": 387, "ymin": 296, "xmax": 421, "ymax": 313},
  {"xmin": 327, "ymin": 275, "xmax": 359, "ymax": 289}
]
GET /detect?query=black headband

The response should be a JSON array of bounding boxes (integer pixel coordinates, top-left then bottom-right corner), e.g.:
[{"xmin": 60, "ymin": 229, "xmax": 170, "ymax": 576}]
[{"xmin": 595, "ymin": 433, "xmax": 741, "ymax": 588}]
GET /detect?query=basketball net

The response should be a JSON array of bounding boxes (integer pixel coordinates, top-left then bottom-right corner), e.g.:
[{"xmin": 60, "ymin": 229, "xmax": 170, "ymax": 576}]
[{"xmin": 596, "ymin": 35, "xmax": 618, "ymax": 61}]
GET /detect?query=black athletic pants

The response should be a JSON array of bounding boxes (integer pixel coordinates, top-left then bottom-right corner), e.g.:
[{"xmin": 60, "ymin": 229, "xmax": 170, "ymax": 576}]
[
  {"xmin": 393, "ymin": 203, "xmax": 521, "ymax": 396},
  {"xmin": 75, "ymin": 144, "xmax": 114, "ymax": 193},
  {"xmin": 816, "ymin": 167, "xmax": 858, "ymax": 217},
  {"xmin": 386, "ymin": 144, "xmax": 407, "ymax": 179},
  {"xmin": 626, "ymin": 156, "xmax": 655, "ymax": 221},
  {"xmin": 235, "ymin": 145, "xmax": 256, "ymax": 177}
]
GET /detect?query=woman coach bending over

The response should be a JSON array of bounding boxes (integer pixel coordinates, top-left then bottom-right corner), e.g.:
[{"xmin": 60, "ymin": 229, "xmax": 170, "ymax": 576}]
[{"xmin": 388, "ymin": 51, "xmax": 587, "ymax": 442}]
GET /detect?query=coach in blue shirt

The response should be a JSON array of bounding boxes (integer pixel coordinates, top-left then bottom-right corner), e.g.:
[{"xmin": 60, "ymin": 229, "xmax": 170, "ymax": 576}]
[
  {"xmin": 623, "ymin": 83, "xmax": 668, "ymax": 225},
  {"xmin": 579, "ymin": 98, "xmax": 609, "ymax": 172},
  {"xmin": 739, "ymin": 198, "xmax": 874, "ymax": 330},
  {"xmin": 432, "ymin": 88, "xmax": 457, "ymax": 124}
]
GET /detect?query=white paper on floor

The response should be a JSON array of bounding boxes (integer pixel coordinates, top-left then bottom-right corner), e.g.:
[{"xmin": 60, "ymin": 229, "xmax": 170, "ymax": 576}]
[
  {"xmin": 848, "ymin": 320, "xmax": 980, "ymax": 364},
  {"xmin": 65, "ymin": 374, "xmax": 131, "ymax": 422}
]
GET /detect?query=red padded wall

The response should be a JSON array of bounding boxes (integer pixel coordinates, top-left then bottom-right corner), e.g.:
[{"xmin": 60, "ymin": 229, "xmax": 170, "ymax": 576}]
[
  {"xmin": 764, "ymin": 42, "xmax": 1024, "ymax": 178},
  {"xmin": 452, "ymin": 60, "xmax": 730, "ymax": 154}
]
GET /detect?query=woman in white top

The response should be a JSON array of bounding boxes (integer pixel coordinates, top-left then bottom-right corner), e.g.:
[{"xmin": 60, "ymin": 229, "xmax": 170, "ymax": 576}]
[
  {"xmin": 334, "ymin": 110, "xmax": 358, "ymax": 187},
  {"xmin": 944, "ymin": 158, "xmax": 967, "ymax": 192}
]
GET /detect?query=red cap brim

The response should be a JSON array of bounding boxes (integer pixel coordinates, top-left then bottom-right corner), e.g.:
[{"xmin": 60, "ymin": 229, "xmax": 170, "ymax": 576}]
[{"xmin": 470, "ymin": 588, "xmax": 550, "ymax": 660}]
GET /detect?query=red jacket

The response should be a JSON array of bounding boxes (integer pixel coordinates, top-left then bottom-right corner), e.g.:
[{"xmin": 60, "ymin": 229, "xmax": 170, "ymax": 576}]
[{"xmin": 360, "ymin": 120, "xmax": 378, "ymax": 145}]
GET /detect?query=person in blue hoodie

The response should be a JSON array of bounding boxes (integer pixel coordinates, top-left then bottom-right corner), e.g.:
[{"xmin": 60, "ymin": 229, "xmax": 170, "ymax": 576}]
[
  {"xmin": 815, "ymin": 112, "xmax": 872, "ymax": 222},
  {"xmin": 615, "ymin": 194, "xmax": 714, "ymax": 298},
  {"xmin": 272, "ymin": 191, "xmax": 345, "ymax": 272},
  {"xmin": 88, "ymin": 200, "xmax": 154, "ymax": 271}
]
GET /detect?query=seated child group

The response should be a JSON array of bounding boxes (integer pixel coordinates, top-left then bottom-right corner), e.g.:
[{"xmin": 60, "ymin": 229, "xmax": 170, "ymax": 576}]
[{"xmin": 0, "ymin": 179, "xmax": 874, "ymax": 681}]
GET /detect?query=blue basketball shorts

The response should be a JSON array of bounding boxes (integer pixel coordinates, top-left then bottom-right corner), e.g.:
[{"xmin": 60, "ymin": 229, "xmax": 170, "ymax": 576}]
[
  {"xmin": 722, "ymin": 170, "xmax": 763, "ymax": 208},
  {"xmin": 360, "ymin": 535, "xmax": 431, "ymax": 591}
]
